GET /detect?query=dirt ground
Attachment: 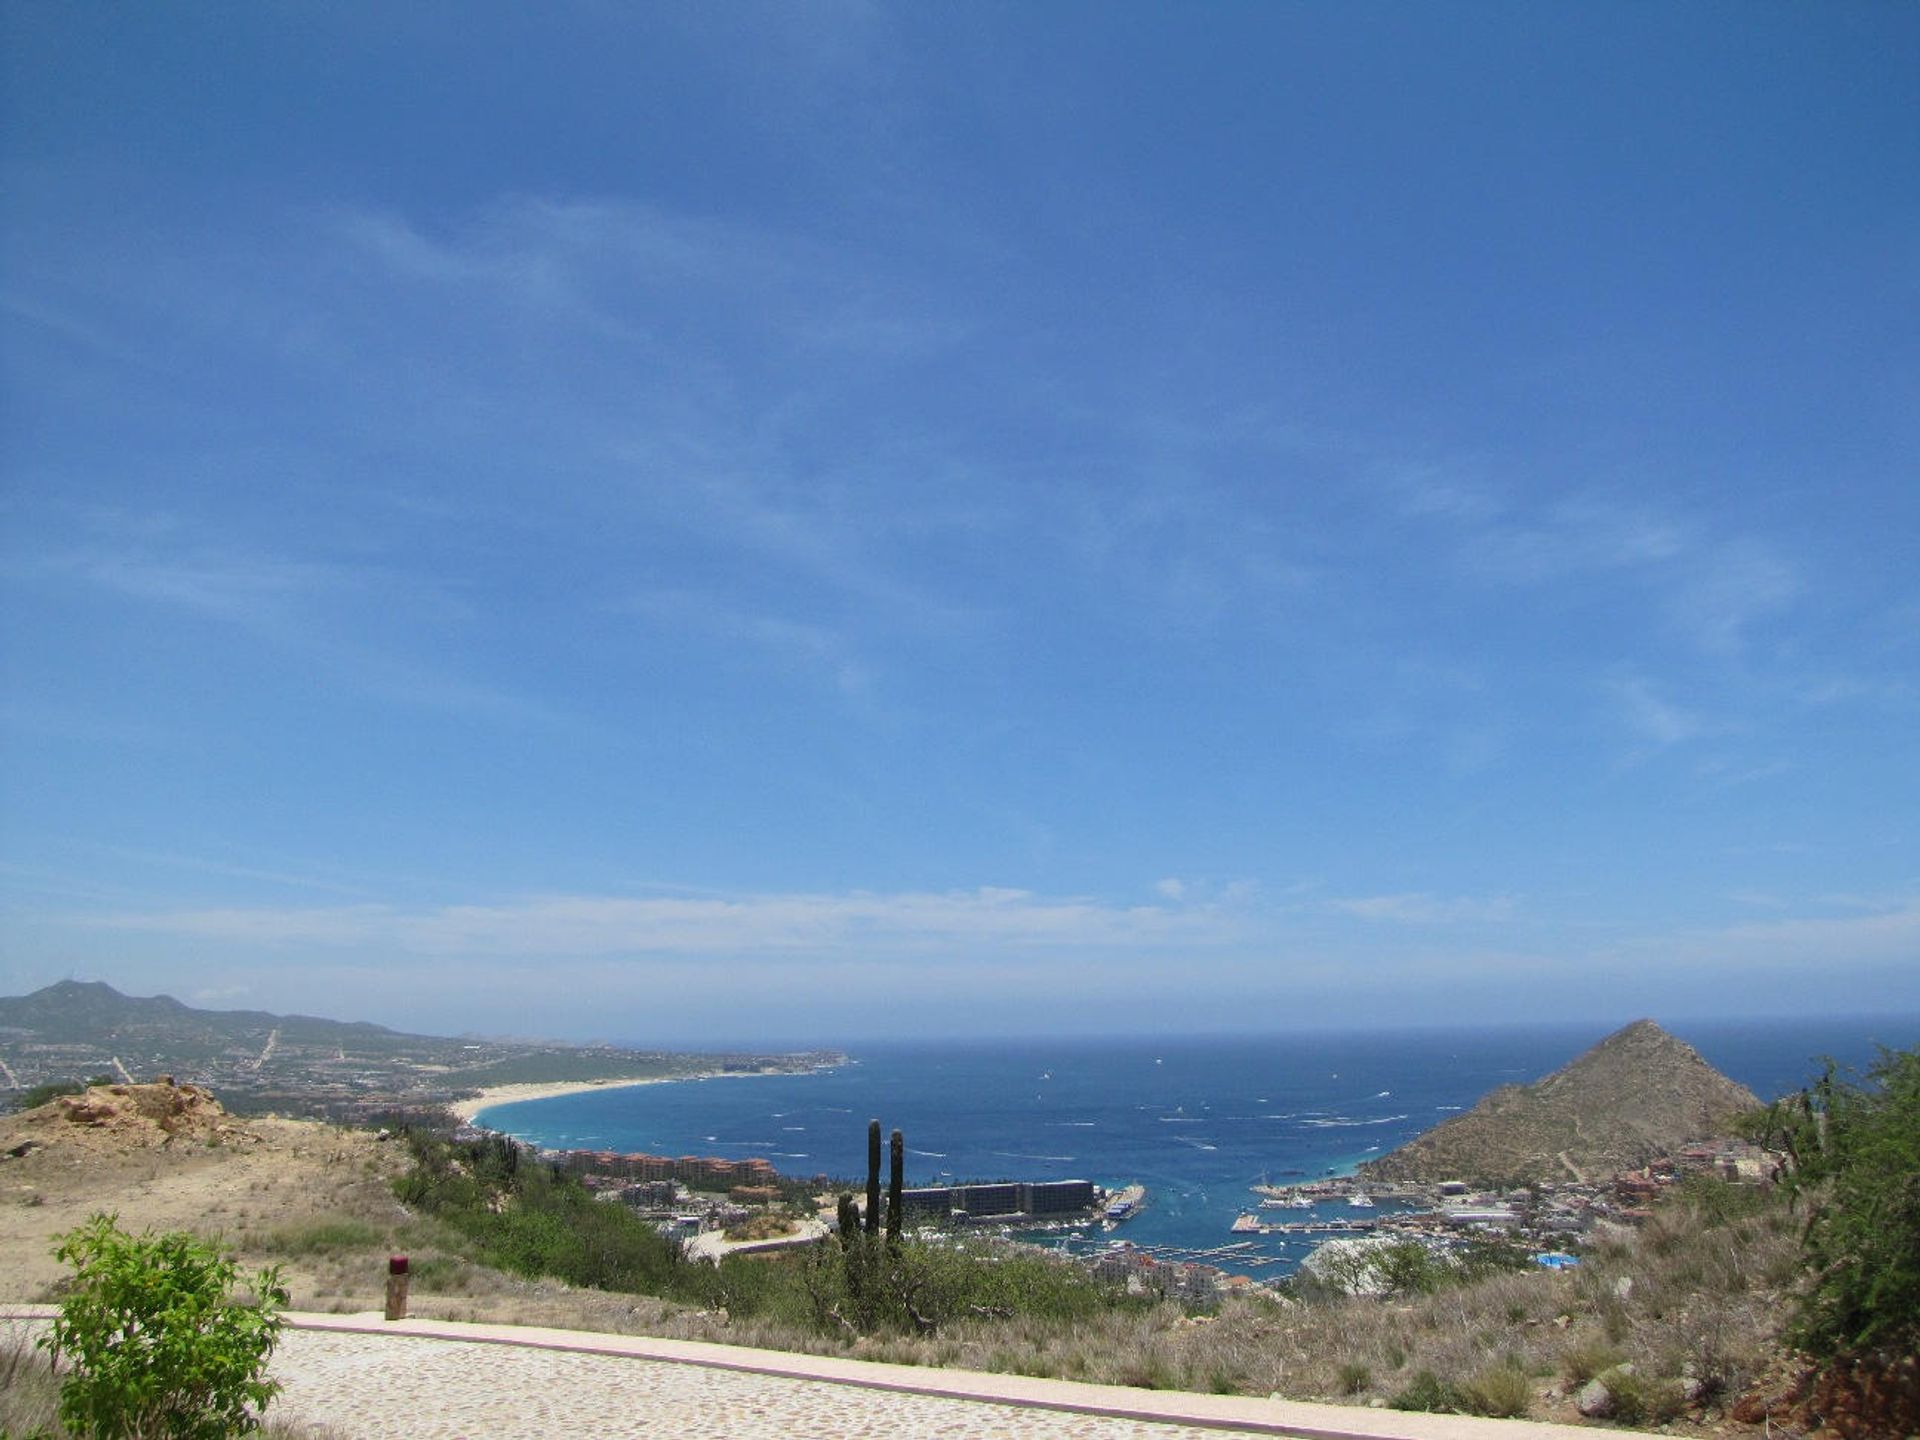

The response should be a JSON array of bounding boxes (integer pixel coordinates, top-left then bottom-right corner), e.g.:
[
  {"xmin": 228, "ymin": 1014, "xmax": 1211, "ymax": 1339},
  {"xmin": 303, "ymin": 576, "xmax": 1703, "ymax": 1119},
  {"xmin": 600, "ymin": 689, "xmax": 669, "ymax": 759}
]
[
  {"xmin": 0, "ymin": 1082, "xmax": 722, "ymax": 1337},
  {"xmin": 0, "ymin": 1082, "xmax": 410, "ymax": 1305}
]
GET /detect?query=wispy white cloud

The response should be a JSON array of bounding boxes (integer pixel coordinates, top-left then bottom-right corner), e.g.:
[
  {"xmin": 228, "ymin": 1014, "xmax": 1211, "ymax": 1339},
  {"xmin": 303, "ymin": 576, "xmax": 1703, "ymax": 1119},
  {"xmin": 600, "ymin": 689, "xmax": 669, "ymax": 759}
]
[
  {"xmin": 4, "ymin": 514, "xmax": 565, "ymax": 727},
  {"xmin": 626, "ymin": 589, "xmax": 874, "ymax": 696},
  {"xmin": 1326, "ymin": 892, "xmax": 1517, "ymax": 925},
  {"xmin": 1671, "ymin": 537, "xmax": 1801, "ymax": 654},
  {"xmin": 86, "ymin": 886, "xmax": 1241, "ymax": 958},
  {"xmin": 1609, "ymin": 674, "xmax": 1707, "ymax": 748},
  {"xmin": 1387, "ymin": 474, "xmax": 1804, "ymax": 660},
  {"xmin": 1622, "ymin": 897, "xmax": 1920, "ymax": 973},
  {"xmin": 1694, "ymin": 756, "xmax": 1792, "ymax": 788}
]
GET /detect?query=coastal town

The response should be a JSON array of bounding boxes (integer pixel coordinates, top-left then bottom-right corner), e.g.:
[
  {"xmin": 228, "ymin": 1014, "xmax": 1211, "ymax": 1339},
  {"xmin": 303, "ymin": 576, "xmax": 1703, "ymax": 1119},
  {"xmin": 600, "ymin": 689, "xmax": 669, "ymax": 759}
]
[{"xmin": 461, "ymin": 1119, "xmax": 1776, "ymax": 1307}]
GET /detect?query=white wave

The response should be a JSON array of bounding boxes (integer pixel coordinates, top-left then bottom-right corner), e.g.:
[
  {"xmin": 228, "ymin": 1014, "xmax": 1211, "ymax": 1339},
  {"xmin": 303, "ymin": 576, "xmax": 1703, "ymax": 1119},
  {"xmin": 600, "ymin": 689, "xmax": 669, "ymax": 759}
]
[
  {"xmin": 907, "ymin": 1148, "xmax": 947, "ymax": 1158},
  {"xmin": 1299, "ymin": 1114, "xmax": 1409, "ymax": 1128},
  {"xmin": 992, "ymin": 1151, "xmax": 1076, "ymax": 1162},
  {"xmin": 781, "ymin": 1126, "xmax": 805, "ymax": 1132}
]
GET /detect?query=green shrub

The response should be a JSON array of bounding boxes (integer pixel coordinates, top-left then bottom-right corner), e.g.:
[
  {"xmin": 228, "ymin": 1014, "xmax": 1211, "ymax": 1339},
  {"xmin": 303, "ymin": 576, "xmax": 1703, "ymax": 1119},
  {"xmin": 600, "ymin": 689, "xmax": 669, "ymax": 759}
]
[
  {"xmin": 1676, "ymin": 1172, "xmax": 1770, "ymax": 1227},
  {"xmin": 40, "ymin": 1214, "xmax": 287, "ymax": 1440},
  {"xmin": 260, "ymin": 1218, "xmax": 381, "ymax": 1255},
  {"xmin": 1373, "ymin": 1241, "xmax": 1447, "ymax": 1297},
  {"xmin": 13, "ymin": 1079, "xmax": 86, "ymax": 1112},
  {"xmin": 1597, "ymin": 1365, "xmax": 1687, "ymax": 1426},
  {"xmin": 1336, "ymin": 1360, "xmax": 1372, "ymax": 1395},
  {"xmin": 1745, "ymin": 1046, "xmax": 1920, "ymax": 1360},
  {"xmin": 405, "ymin": 1255, "xmax": 465, "ymax": 1292},
  {"xmin": 1458, "ymin": 1364, "xmax": 1531, "ymax": 1417},
  {"xmin": 1389, "ymin": 1369, "xmax": 1462, "ymax": 1413}
]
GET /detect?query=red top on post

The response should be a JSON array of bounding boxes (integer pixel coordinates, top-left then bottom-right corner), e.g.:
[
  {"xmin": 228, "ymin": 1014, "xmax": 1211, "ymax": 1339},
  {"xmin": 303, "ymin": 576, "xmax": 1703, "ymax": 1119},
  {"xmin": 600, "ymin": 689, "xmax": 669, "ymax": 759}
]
[{"xmin": 388, "ymin": 1255, "xmax": 409, "ymax": 1275}]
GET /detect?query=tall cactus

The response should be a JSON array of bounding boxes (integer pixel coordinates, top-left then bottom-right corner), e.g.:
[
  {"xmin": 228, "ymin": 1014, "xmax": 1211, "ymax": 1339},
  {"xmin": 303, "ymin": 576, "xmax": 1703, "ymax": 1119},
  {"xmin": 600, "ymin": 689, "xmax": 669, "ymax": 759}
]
[
  {"xmin": 887, "ymin": 1128, "xmax": 905, "ymax": 1248},
  {"xmin": 836, "ymin": 1192, "xmax": 859, "ymax": 1252},
  {"xmin": 865, "ymin": 1118, "xmax": 882, "ymax": 1237}
]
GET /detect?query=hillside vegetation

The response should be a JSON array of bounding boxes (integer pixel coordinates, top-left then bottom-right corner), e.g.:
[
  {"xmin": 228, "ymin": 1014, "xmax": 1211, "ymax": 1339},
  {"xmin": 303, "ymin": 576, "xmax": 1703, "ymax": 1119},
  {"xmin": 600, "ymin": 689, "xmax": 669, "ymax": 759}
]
[{"xmin": 7, "ymin": 1046, "xmax": 1915, "ymax": 1435}]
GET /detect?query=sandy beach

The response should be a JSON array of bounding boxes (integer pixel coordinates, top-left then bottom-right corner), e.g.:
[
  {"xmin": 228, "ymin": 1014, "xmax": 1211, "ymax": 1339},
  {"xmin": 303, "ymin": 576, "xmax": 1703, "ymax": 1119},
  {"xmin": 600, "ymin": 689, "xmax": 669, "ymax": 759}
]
[
  {"xmin": 452, "ymin": 1065, "xmax": 811, "ymax": 1125},
  {"xmin": 449, "ymin": 1075, "xmax": 682, "ymax": 1124}
]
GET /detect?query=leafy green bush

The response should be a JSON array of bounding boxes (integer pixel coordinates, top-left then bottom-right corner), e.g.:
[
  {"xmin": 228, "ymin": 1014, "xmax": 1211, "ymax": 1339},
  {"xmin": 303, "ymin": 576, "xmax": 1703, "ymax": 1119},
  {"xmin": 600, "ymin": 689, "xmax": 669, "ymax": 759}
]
[
  {"xmin": 40, "ymin": 1214, "xmax": 286, "ymax": 1440},
  {"xmin": 1373, "ymin": 1241, "xmax": 1447, "ymax": 1297},
  {"xmin": 1389, "ymin": 1368, "xmax": 1462, "ymax": 1413},
  {"xmin": 1336, "ymin": 1360, "xmax": 1372, "ymax": 1395},
  {"xmin": 1745, "ymin": 1045, "xmax": 1920, "ymax": 1359}
]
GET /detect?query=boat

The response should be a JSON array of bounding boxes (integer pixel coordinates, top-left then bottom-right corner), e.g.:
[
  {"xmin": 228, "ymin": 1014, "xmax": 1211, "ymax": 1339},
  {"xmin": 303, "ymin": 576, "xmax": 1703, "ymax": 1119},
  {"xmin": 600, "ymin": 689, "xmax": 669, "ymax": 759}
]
[
  {"xmin": 1347, "ymin": 1192, "xmax": 1376, "ymax": 1209},
  {"xmin": 1230, "ymin": 1212, "xmax": 1261, "ymax": 1233}
]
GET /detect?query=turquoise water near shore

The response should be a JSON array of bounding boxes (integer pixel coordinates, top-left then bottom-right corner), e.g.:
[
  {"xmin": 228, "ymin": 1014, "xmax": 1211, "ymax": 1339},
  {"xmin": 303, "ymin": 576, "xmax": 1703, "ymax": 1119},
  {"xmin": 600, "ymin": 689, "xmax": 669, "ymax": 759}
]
[{"xmin": 478, "ymin": 1016, "xmax": 1916, "ymax": 1276}]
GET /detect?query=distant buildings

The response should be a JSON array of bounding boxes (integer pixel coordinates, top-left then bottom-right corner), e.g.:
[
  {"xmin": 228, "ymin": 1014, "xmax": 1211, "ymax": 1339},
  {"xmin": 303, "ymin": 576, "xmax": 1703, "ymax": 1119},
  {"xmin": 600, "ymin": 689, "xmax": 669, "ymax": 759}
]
[
  {"xmin": 897, "ymin": 1179, "xmax": 1097, "ymax": 1223},
  {"xmin": 550, "ymin": 1147, "xmax": 779, "ymax": 1188}
]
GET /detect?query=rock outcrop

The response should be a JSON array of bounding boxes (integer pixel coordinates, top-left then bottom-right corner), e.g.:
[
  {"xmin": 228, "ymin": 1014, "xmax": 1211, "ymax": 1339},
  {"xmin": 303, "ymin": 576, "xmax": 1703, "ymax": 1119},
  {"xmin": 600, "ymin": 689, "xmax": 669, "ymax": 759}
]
[
  {"xmin": 11, "ymin": 1077, "xmax": 258, "ymax": 1150},
  {"xmin": 1358, "ymin": 1019, "xmax": 1758, "ymax": 1185}
]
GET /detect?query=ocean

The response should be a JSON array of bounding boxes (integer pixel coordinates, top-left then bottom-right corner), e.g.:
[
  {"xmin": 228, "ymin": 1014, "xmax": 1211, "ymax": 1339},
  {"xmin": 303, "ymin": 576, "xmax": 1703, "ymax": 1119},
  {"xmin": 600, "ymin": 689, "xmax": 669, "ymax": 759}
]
[{"xmin": 475, "ymin": 1015, "xmax": 1917, "ymax": 1276}]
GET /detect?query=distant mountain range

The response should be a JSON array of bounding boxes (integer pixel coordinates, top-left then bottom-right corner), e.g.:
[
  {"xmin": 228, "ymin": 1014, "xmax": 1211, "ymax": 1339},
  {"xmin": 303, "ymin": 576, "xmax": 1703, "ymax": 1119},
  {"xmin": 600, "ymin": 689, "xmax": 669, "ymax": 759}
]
[
  {"xmin": 1359, "ymin": 1018, "xmax": 1760, "ymax": 1185},
  {"xmin": 0, "ymin": 981, "xmax": 841, "ymax": 1118},
  {"xmin": 0, "ymin": 980, "xmax": 415, "ymax": 1057}
]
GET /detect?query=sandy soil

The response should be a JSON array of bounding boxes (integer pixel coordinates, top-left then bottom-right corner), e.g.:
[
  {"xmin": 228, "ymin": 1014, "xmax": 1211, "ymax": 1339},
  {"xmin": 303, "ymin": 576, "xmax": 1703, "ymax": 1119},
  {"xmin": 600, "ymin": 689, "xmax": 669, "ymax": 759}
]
[
  {"xmin": 448, "ymin": 1076, "xmax": 675, "ymax": 1124},
  {"xmin": 0, "ymin": 1083, "xmax": 410, "ymax": 1305},
  {"xmin": 0, "ymin": 1083, "xmax": 745, "ymax": 1336}
]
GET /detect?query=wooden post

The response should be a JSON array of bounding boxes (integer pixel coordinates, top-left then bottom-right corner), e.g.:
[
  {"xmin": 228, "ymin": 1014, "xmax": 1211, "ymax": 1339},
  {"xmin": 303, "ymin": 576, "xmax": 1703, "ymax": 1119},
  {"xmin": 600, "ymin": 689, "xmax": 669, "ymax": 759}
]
[{"xmin": 384, "ymin": 1255, "xmax": 410, "ymax": 1321}]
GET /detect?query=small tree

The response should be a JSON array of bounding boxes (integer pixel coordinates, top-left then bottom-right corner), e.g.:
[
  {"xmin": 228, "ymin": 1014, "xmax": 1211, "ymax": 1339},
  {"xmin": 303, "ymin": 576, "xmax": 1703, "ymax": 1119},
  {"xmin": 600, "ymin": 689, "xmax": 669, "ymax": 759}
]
[
  {"xmin": 41, "ymin": 1214, "xmax": 287, "ymax": 1440},
  {"xmin": 1745, "ymin": 1046, "xmax": 1920, "ymax": 1360}
]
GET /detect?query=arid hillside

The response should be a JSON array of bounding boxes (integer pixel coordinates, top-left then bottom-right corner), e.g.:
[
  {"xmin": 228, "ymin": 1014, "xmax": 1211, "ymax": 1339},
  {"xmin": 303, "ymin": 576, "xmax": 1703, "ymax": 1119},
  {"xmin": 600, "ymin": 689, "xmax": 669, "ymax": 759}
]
[
  {"xmin": 1, "ymin": 1078, "xmax": 1824, "ymax": 1434},
  {"xmin": 1360, "ymin": 1019, "xmax": 1760, "ymax": 1185}
]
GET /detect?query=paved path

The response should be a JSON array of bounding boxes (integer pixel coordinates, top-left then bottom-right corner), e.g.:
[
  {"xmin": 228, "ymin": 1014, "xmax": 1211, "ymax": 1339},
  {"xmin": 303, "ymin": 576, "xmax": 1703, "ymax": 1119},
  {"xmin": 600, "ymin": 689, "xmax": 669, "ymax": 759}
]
[
  {"xmin": 3, "ymin": 1309, "xmax": 1607, "ymax": 1440},
  {"xmin": 270, "ymin": 1326, "xmax": 1197, "ymax": 1438}
]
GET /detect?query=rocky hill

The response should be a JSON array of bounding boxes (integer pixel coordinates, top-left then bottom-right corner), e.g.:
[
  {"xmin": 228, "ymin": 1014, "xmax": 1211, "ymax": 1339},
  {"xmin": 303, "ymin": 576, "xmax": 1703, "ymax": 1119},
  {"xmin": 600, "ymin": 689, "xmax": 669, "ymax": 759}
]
[{"xmin": 1358, "ymin": 1019, "xmax": 1759, "ymax": 1185}]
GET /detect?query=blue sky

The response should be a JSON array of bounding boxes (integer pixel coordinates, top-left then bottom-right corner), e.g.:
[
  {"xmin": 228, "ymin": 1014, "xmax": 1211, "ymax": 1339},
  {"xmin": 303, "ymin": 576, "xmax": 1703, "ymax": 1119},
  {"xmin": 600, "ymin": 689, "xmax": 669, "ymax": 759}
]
[{"xmin": 2, "ymin": 4, "xmax": 1916, "ymax": 1044}]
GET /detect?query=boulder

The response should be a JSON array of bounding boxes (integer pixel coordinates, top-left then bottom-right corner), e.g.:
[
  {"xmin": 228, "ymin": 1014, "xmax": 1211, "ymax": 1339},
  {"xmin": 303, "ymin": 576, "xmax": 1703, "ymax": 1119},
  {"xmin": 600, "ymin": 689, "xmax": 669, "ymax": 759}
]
[{"xmin": 1576, "ymin": 1377, "xmax": 1615, "ymax": 1417}]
